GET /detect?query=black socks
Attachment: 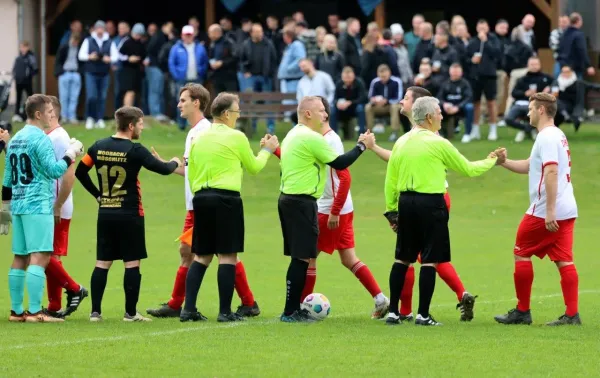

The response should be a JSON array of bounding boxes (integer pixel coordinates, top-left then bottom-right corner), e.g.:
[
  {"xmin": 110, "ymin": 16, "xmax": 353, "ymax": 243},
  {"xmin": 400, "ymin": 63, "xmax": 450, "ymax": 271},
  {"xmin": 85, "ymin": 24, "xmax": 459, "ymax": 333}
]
[{"xmin": 284, "ymin": 258, "xmax": 309, "ymax": 316}]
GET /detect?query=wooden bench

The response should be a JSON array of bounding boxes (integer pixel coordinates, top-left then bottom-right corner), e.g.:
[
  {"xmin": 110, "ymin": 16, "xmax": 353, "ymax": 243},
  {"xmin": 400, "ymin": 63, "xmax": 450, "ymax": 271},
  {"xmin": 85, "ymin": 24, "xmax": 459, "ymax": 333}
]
[{"xmin": 234, "ymin": 92, "xmax": 297, "ymax": 137}]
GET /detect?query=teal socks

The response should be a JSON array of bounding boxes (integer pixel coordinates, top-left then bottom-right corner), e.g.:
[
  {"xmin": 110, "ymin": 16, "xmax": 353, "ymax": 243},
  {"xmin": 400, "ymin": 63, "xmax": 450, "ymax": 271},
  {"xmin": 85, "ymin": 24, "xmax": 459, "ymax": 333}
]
[
  {"xmin": 26, "ymin": 265, "xmax": 46, "ymax": 314},
  {"xmin": 8, "ymin": 268, "xmax": 26, "ymax": 314}
]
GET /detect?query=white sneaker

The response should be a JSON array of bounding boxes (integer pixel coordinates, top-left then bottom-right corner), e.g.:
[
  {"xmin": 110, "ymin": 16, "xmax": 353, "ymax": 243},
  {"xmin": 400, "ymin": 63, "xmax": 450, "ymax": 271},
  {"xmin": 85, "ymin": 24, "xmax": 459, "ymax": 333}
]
[
  {"xmin": 487, "ymin": 125, "xmax": 498, "ymax": 141},
  {"xmin": 514, "ymin": 131, "xmax": 525, "ymax": 143},
  {"xmin": 85, "ymin": 117, "xmax": 94, "ymax": 130},
  {"xmin": 123, "ymin": 312, "xmax": 152, "ymax": 322},
  {"xmin": 461, "ymin": 134, "xmax": 471, "ymax": 143},
  {"xmin": 90, "ymin": 312, "xmax": 103, "ymax": 322},
  {"xmin": 96, "ymin": 120, "xmax": 106, "ymax": 129},
  {"xmin": 373, "ymin": 124, "xmax": 385, "ymax": 134},
  {"xmin": 497, "ymin": 120, "xmax": 506, "ymax": 127},
  {"xmin": 371, "ymin": 297, "xmax": 390, "ymax": 319},
  {"xmin": 530, "ymin": 129, "xmax": 537, "ymax": 140},
  {"xmin": 388, "ymin": 132, "xmax": 398, "ymax": 142},
  {"xmin": 469, "ymin": 125, "xmax": 481, "ymax": 140},
  {"xmin": 12, "ymin": 114, "xmax": 23, "ymax": 122}
]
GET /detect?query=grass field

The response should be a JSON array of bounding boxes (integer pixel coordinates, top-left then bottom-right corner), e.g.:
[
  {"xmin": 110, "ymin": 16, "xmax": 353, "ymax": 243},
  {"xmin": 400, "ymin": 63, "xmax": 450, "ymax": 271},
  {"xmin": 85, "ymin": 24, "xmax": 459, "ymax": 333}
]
[{"xmin": 0, "ymin": 120, "xmax": 599, "ymax": 377}]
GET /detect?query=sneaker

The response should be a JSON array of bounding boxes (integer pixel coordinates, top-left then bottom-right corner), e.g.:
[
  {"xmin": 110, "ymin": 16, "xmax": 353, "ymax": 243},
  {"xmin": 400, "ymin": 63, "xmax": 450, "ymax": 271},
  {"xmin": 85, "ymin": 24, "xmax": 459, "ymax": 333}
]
[
  {"xmin": 85, "ymin": 117, "xmax": 94, "ymax": 130},
  {"xmin": 280, "ymin": 309, "xmax": 315, "ymax": 323},
  {"xmin": 388, "ymin": 132, "xmax": 398, "ymax": 142},
  {"xmin": 457, "ymin": 292, "xmax": 478, "ymax": 322},
  {"xmin": 89, "ymin": 312, "xmax": 103, "ymax": 322},
  {"xmin": 385, "ymin": 312, "xmax": 401, "ymax": 326},
  {"xmin": 497, "ymin": 120, "xmax": 506, "ymax": 127},
  {"xmin": 371, "ymin": 297, "xmax": 390, "ymax": 319},
  {"xmin": 63, "ymin": 286, "xmax": 89, "ymax": 317},
  {"xmin": 123, "ymin": 312, "xmax": 152, "ymax": 322},
  {"xmin": 217, "ymin": 312, "xmax": 246, "ymax": 322},
  {"xmin": 469, "ymin": 125, "xmax": 481, "ymax": 140},
  {"xmin": 9, "ymin": 310, "xmax": 26, "ymax": 322},
  {"xmin": 546, "ymin": 313, "xmax": 582, "ymax": 326},
  {"xmin": 42, "ymin": 308, "xmax": 65, "ymax": 319},
  {"xmin": 96, "ymin": 120, "xmax": 106, "ymax": 129},
  {"xmin": 68, "ymin": 118, "xmax": 79, "ymax": 125},
  {"xmin": 415, "ymin": 314, "xmax": 442, "ymax": 326},
  {"xmin": 461, "ymin": 134, "xmax": 471, "ymax": 143},
  {"xmin": 514, "ymin": 131, "xmax": 526, "ymax": 143},
  {"xmin": 487, "ymin": 125, "xmax": 498, "ymax": 141},
  {"xmin": 180, "ymin": 309, "xmax": 208, "ymax": 322},
  {"xmin": 400, "ymin": 313, "xmax": 414, "ymax": 322},
  {"xmin": 372, "ymin": 124, "xmax": 385, "ymax": 134},
  {"xmin": 235, "ymin": 301, "xmax": 261, "ymax": 317},
  {"xmin": 494, "ymin": 308, "xmax": 532, "ymax": 325},
  {"xmin": 12, "ymin": 114, "xmax": 23, "ymax": 123},
  {"xmin": 147, "ymin": 303, "xmax": 181, "ymax": 318},
  {"xmin": 25, "ymin": 311, "xmax": 65, "ymax": 323}
]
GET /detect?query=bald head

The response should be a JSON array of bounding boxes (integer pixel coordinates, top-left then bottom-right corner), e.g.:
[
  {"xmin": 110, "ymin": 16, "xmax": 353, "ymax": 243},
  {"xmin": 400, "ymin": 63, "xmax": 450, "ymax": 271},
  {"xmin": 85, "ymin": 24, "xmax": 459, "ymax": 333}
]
[
  {"xmin": 297, "ymin": 96, "xmax": 327, "ymax": 130},
  {"xmin": 208, "ymin": 24, "xmax": 222, "ymax": 41},
  {"xmin": 420, "ymin": 22, "xmax": 433, "ymax": 38}
]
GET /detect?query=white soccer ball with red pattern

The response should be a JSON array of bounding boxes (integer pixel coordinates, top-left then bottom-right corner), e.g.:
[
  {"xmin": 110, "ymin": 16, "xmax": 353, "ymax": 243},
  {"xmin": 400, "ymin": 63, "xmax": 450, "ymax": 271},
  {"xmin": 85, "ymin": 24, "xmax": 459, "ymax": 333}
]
[{"xmin": 301, "ymin": 293, "xmax": 331, "ymax": 320}]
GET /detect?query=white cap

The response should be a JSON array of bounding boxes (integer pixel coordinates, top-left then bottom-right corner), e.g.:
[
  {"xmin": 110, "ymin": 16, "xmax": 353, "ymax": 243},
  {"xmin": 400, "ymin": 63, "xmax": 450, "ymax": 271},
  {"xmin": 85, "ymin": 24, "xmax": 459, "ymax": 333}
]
[
  {"xmin": 182, "ymin": 25, "xmax": 194, "ymax": 35},
  {"xmin": 390, "ymin": 23, "xmax": 404, "ymax": 36}
]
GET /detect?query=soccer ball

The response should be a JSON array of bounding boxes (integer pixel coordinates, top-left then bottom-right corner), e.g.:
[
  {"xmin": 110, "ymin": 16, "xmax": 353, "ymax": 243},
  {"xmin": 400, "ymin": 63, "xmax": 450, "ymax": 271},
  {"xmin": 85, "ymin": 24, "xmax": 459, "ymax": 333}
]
[{"xmin": 301, "ymin": 293, "xmax": 331, "ymax": 320}]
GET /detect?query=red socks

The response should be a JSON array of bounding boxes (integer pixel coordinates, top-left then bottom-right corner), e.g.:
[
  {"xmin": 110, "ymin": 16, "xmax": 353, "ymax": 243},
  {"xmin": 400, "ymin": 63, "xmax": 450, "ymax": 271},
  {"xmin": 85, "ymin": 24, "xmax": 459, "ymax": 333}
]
[
  {"xmin": 46, "ymin": 269, "xmax": 63, "ymax": 312},
  {"xmin": 167, "ymin": 266, "xmax": 189, "ymax": 310},
  {"xmin": 436, "ymin": 262, "xmax": 466, "ymax": 301},
  {"xmin": 234, "ymin": 261, "xmax": 255, "ymax": 307},
  {"xmin": 559, "ymin": 264, "xmax": 579, "ymax": 316},
  {"xmin": 301, "ymin": 267, "xmax": 317, "ymax": 302},
  {"xmin": 351, "ymin": 261, "xmax": 382, "ymax": 297},
  {"xmin": 45, "ymin": 256, "xmax": 80, "ymax": 294},
  {"xmin": 514, "ymin": 261, "xmax": 534, "ymax": 312},
  {"xmin": 400, "ymin": 265, "xmax": 415, "ymax": 315}
]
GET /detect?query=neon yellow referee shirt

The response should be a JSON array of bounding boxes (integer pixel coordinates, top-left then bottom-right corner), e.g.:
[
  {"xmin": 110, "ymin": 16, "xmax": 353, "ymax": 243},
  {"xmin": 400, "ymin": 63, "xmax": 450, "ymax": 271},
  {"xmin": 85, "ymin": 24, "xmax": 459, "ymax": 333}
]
[
  {"xmin": 187, "ymin": 123, "xmax": 271, "ymax": 193},
  {"xmin": 385, "ymin": 128, "xmax": 497, "ymax": 212}
]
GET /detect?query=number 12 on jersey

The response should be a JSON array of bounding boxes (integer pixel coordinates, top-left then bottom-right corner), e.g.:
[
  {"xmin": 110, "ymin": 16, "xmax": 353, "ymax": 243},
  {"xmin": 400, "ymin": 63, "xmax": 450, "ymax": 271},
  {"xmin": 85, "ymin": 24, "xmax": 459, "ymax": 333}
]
[{"xmin": 98, "ymin": 165, "xmax": 127, "ymax": 197}]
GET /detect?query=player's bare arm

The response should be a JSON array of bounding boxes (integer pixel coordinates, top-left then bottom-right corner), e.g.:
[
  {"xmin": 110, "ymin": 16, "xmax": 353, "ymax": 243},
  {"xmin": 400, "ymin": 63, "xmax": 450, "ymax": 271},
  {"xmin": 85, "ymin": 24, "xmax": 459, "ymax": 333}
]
[
  {"xmin": 139, "ymin": 145, "xmax": 180, "ymax": 175},
  {"xmin": 501, "ymin": 157, "xmax": 530, "ymax": 174},
  {"xmin": 371, "ymin": 144, "xmax": 392, "ymax": 162},
  {"xmin": 54, "ymin": 164, "xmax": 75, "ymax": 224},
  {"xmin": 151, "ymin": 146, "xmax": 185, "ymax": 176},
  {"xmin": 544, "ymin": 163, "xmax": 560, "ymax": 232}
]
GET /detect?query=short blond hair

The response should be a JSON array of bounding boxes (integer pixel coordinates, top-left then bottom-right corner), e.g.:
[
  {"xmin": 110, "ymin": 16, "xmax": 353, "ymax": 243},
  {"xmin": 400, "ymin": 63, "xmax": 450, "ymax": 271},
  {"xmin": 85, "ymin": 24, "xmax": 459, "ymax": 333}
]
[{"xmin": 530, "ymin": 93, "xmax": 558, "ymax": 118}]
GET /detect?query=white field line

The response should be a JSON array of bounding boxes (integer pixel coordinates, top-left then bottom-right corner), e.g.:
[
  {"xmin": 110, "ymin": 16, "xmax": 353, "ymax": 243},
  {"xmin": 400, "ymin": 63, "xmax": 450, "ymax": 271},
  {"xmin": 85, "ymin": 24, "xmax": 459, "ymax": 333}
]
[{"xmin": 2, "ymin": 290, "xmax": 599, "ymax": 351}]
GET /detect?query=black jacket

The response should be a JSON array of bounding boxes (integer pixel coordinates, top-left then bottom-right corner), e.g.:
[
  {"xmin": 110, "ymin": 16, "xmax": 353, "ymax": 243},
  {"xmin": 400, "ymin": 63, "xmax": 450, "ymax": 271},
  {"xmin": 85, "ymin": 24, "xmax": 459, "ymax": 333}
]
[
  {"xmin": 146, "ymin": 30, "xmax": 168, "ymax": 67},
  {"xmin": 239, "ymin": 38, "xmax": 278, "ymax": 78},
  {"xmin": 437, "ymin": 78, "xmax": 473, "ymax": 108},
  {"xmin": 511, "ymin": 72, "xmax": 555, "ymax": 102},
  {"xmin": 558, "ymin": 26, "xmax": 592, "ymax": 74},
  {"xmin": 334, "ymin": 78, "xmax": 368, "ymax": 105},
  {"xmin": 466, "ymin": 34, "xmax": 501, "ymax": 78},
  {"xmin": 431, "ymin": 45, "xmax": 460, "ymax": 78},
  {"xmin": 360, "ymin": 47, "xmax": 395, "ymax": 89},
  {"xmin": 315, "ymin": 51, "xmax": 346, "ymax": 82},
  {"xmin": 53, "ymin": 43, "xmax": 81, "ymax": 77},
  {"xmin": 504, "ymin": 40, "xmax": 534, "ymax": 72},
  {"xmin": 338, "ymin": 32, "xmax": 362, "ymax": 73},
  {"xmin": 207, "ymin": 37, "xmax": 238, "ymax": 79},
  {"xmin": 13, "ymin": 51, "xmax": 38, "ymax": 84},
  {"xmin": 411, "ymin": 38, "xmax": 434, "ymax": 73},
  {"xmin": 493, "ymin": 33, "xmax": 511, "ymax": 72}
]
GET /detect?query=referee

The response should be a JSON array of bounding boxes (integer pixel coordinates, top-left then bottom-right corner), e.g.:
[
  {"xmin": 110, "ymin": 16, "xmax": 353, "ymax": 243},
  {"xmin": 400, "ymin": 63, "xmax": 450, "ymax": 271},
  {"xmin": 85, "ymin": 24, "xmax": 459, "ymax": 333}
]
[
  {"xmin": 278, "ymin": 96, "xmax": 375, "ymax": 323},
  {"xmin": 181, "ymin": 92, "xmax": 279, "ymax": 323},
  {"xmin": 384, "ymin": 96, "xmax": 504, "ymax": 326}
]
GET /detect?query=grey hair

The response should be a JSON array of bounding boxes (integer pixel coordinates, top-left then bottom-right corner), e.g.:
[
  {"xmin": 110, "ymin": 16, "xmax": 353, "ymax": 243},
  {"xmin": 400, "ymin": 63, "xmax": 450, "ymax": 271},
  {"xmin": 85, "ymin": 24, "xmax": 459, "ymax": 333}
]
[{"xmin": 411, "ymin": 97, "xmax": 439, "ymax": 125}]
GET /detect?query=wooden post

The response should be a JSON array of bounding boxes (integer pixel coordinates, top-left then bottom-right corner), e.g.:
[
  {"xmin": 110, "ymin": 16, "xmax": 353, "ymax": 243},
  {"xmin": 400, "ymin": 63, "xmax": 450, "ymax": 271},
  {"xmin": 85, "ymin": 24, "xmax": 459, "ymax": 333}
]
[
  {"xmin": 205, "ymin": 0, "xmax": 215, "ymax": 28},
  {"xmin": 530, "ymin": 0, "xmax": 552, "ymax": 20},
  {"xmin": 374, "ymin": 0, "xmax": 385, "ymax": 29},
  {"xmin": 550, "ymin": 0, "xmax": 563, "ymax": 29}
]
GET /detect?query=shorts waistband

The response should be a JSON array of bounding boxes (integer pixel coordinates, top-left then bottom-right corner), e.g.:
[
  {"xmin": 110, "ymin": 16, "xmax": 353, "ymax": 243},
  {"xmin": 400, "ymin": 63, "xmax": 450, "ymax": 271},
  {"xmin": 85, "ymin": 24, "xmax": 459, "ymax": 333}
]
[
  {"xmin": 400, "ymin": 191, "xmax": 444, "ymax": 198},
  {"xmin": 195, "ymin": 188, "xmax": 240, "ymax": 197},
  {"xmin": 280, "ymin": 193, "xmax": 317, "ymax": 202}
]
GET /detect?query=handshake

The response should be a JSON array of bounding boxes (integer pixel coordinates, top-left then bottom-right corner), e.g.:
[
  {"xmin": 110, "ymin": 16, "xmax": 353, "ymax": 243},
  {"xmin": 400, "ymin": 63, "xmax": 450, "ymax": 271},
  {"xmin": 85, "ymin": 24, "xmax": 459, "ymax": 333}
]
[
  {"xmin": 357, "ymin": 129, "xmax": 376, "ymax": 149},
  {"xmin": 65, "ymin": 138, "xmax": 85, "ymax": 160},
  {"xmin": 488, "ymin": 147, "xmax": 507, "ymax": 165},
  {"xmin": 259, "ymin": 134, "xmax": 280, "ymax": 152}
]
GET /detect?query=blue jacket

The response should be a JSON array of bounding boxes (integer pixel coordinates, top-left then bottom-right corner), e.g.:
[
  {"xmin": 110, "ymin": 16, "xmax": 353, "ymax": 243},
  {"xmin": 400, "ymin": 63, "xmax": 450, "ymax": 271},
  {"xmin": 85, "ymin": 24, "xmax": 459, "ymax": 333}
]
[
  {"xmin": 168, "ymin": 41, "xmax": 208, "ymax": 82},
  {"xmin": 558, "ymin": 26, "xmax": 592, "ymax": 74},
  {"xmin": 277, "ymin": 40, "xmax": 306, "ymax": 81},
  {"xmin": 81, "ymin": 35, "xmax": 112, "ymax": 75},
  {"xmin": 368, "ymin": 76, "xmax": 403, "ymax": 104}
]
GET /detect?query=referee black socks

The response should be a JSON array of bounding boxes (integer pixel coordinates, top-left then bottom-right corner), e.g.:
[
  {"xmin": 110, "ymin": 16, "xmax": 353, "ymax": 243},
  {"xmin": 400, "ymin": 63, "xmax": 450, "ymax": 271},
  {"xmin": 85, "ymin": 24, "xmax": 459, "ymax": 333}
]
[
  {"xmin": 218, "ymin": 264, "xmax": 236, "ymax": 314},
  {"xmin": 284, "ymin": 258, "xmax": 309, "ymax": 316},
  {"xmin": 388, "ymin": 262, "xmax": 409, "ymax": 315},
  {"xmin": 184, "ymin": 261, "xmax": 208, "ymax": 312},
  {"xmin": 91, "ymin": 267, "xmax": 109, "ymax": 314},
  {"xmin": 418, "ymin": 266, "xmax": 437, "ymax": 319},
  {"xmin": 124, "ymin": 267, "xmax": 142, "ymax": 317}
]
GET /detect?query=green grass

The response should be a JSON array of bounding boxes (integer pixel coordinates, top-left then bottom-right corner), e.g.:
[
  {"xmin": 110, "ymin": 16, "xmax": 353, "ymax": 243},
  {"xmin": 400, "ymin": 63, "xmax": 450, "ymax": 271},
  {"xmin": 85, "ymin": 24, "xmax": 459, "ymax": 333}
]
[{"xmin": 1, "ymin": 121, "xmax": 600, "ymax": 377}]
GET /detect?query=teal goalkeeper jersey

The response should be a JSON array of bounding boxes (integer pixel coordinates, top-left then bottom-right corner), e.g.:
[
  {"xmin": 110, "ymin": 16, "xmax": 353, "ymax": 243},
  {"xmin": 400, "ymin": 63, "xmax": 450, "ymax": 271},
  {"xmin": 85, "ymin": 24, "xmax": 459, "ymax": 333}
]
[{"xmin": 2, "ymin": 125, "xmax": 69, "ymax": 215}]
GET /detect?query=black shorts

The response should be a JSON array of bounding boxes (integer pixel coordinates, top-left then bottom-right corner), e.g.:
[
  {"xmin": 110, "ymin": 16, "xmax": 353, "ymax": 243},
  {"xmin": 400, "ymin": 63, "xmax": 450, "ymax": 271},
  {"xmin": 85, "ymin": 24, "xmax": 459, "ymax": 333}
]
[
  {"xmin": 395, "ymin": 192, "xmax": 451, "ymax": 264},
  {"xmin": 193, "ymin": 189, "xmax": 244, "ymax": 255},
  {"xmin": 278, "ymin": 194, "xmax": 318, "ymax": 259},
  {"xmin": 471, "ymin": 76, "xmax": 497, "ymax": 101},
  {"xmin": 97, "ymin": 216, "xmax": 147, "ymax": 262}
]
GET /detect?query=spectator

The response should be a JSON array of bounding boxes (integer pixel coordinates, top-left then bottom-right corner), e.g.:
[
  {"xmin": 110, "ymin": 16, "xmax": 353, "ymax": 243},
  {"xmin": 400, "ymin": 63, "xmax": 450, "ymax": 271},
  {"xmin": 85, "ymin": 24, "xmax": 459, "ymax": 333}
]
[
  {"xmin": 207, "ymin": 24, "xmax": 238, "ymax": 93},
  {"xmin": 555, "ymin": 65, "xmax": 585, "ymax": 131},
  {"xmin": 112, "ymin": 22, "xmax": 131, "ymax": 109},
  {"xmin": 315, "ymin": 26, "xmax": 327, "ymax": 49},
  {"xmin": 265, "ymin": 15, "xmax": 283, "ymax": 56},
  {"xmin": 59, "ymin": 20, "xmax": 83, "ymax": 47},
  {"xmin": 520, "ymin": 14, "xmax": 537, "ymax": 51},
  {"xmin": 219, "ymin": 16, "xmax": 237, "ymax": 42},
  {"xmin": 54, "ymin": 34, "xmax": 82, "ymax": 123},
  {"xmin": 314, "ymin": 34, "xmax": 345, "ymax": 83},
  {"xmin": 365, "ymin": 64, "xmax": 403, "ymax": 141},
  {"xmin": 293, "ymin": 11, "xmax": 304, "ymax": 23},
  {"xmin": 431, "ymin": 31, "xmax": 459, "ymax": 83},
  {"xmin": 414, "ymin": 61, "xmax": 439, "ymax": 95},
  {"xmin": 236, "ymin": 18, "xmax": 253, "ymax": 46},
  {"xmin": 558, "ymin": 12, "xmax": 596, "ymax": 79},
  {"xmin": 145, "ymin": 21, "xmax": 171, "ymax": 121},
  {"xmin": 328, "ymin": 14, "xmax": 340, "ymax": 37},
  {"xmin": 450, "ymin": 15, "xmax": 466, "ymax": 38},
  {"xmin": 493, "ymin": 19, "xmax": 510, "ymax": 113},
  {"xmin": 118, "ymin": 23, "xmax": 147, "ymax": 107},
  {"xmin": 106, "ymin": 21, "xmax": 117, "ymax": 39},
  {"xmin": 331, "ymin": 66, "xmax": 367, "ymax": 137},
  {"xmin": 79, "ymin": 21, "xmax": 117, "ymax": 129},
  {"xmin": 147, "ymin": 23, "xmax": 158, "ymax": 37},
  {"xmin": 296, "ymin": 21, "xmax": 319, "ymax": 62},
  {"xmin": 505, "ymin": 57, "xmax": 554, "ymax": 142},
  {"xmin": 379, "ymin": 29, "xmax": 401, "ymax": 78},
  {"xmin": 411, "ymin": 22, "xmax": 433, "ymax": 74},
  {"xmin": 437, "ymin": 63, "xmax": 474, "ymax": 142},
  {"xmin": 360, "ymin": 34, "xmax": 393, "ymax": 89},
  {"xmin": 504, "ymin": 26, "xmax": 536, "ymax": 111},
  {"xmin": 296, "ymin": 58, "xmax": 335, "ymax": 105},
  {"xmin": 404, "ymin": 14, "xmax": 424, "ymax": 62},
  {"xmin": 466, "ymin": 19, "xmax": 501, "ymax": 141},
  {"xmin": 550, "ymin": 15, "xmax": 570, "ymax": 78},
  {"xmin": 338, "ymin": 18, "xmax": 362, "ymax": 74},
  {"xmin": 11, "ymin": 41, "xmax": 38, "ymax": 122},
  {"xmin": 239, "ymin": 23, "xmax": 278, "ymax": 133},
  {"xmin": 159, "ymin": 27, "xmax": 179, "ymax": 119},
  {"xmin": 277, "ymin": 27, "xmax": 306, "ymax": 118},
  {"xmin": 390, "ymin": 23, "xmax": 413, "ymax": 87},
  {"xmin": 188, "ymin": 16, "xmax": 209, "ymax": 45}
]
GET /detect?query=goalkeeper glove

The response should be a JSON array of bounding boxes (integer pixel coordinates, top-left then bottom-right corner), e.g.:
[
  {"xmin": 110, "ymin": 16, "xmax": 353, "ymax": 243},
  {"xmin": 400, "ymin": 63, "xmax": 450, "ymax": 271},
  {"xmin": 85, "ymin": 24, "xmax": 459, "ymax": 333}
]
[
  {"xmin": 65, "ymin": 138, "xmax": 84, "ymax": 160},
  {"xmin": 383, "ymin": 211, "xmax": 398, "ymax": 232},
  {"xmin": 0, "ymin": 202, "xmax": 12, "ymax": 235}
]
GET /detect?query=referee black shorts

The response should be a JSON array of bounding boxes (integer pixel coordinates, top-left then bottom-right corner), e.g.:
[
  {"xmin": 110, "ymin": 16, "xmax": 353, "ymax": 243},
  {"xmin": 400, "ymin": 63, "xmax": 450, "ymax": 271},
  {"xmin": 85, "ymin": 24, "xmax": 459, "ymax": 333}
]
[
  {"xmin": 193, "ymin": 189, "xmax": 244, "ymax": 255},
  {"xmin": 395, "ymin": 191, "xmax": 451, "ymax": 264},
  {"xmin": 97, "ymin": 216, "xmax": 147, "ymax": 262},
  {"xmin": 278, "ymin": 194, "xmax": 319, "ymax": 260},
  {"xmin": 470, "ymin": 76, "xmax": 497, "ymax": 101}
]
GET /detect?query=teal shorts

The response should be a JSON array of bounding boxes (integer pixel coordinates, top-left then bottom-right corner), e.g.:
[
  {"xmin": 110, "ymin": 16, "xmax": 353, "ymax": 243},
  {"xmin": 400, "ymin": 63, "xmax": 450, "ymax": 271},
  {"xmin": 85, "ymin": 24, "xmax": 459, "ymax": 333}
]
[{"xmin": 12, "ymin": 214, "xmax": 54, "ymax": 255}]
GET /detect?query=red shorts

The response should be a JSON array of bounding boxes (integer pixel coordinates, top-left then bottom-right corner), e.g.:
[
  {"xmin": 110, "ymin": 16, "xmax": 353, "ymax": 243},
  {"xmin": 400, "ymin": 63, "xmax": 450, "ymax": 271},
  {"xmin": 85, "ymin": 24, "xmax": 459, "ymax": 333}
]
[
  {"xmin": 182, "ymin": 210, "xmax": 195, "ymax": 232},
  {"xmin": 416, "ymin": 192, "xmax": 451, "ymax": 264},
  {"xmin": 514, "ymin": 214, "xmax": 575, "ymax": 262},
  {"xmin": 317, "ymin": 212, "xmax": 355, "ymax": 254},
  {"xmin": 53, "ymin": 218, "xmax": 71, "ymax": 256}
]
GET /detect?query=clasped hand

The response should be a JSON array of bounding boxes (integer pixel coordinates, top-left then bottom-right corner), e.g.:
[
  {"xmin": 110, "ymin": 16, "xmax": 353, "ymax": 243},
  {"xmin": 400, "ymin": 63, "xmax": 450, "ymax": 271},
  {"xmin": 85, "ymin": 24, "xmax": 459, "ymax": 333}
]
[{"xmin": 260, "ymin": 134, "xmax": 279, "ymax": 152}]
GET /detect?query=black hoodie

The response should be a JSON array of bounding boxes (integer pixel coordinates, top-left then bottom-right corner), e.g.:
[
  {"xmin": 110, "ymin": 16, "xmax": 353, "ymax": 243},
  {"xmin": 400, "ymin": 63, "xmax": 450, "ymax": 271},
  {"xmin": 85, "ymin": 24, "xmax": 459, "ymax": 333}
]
[{"xmin": 511, "ymin": 71, "xmax": 555, "ymax": 102}]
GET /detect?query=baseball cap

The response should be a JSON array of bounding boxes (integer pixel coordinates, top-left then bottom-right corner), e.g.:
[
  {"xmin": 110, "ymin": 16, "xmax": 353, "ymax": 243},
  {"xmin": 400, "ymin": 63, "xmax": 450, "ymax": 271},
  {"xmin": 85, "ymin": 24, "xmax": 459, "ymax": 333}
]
[
  {"xmin": 182, "ymin": 25, "xmax": 194, "ymax": 35},
  {"xmin": 390, "ymin": 23, "xmax": 404, "ymax": 36}
]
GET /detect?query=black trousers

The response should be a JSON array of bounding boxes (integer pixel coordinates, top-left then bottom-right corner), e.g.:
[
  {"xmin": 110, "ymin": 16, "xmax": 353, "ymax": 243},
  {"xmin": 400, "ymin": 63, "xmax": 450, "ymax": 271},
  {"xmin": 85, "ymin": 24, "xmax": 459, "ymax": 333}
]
[{"xmin": 15, "ymin": 81, "xmax": 33, "ymax": 118}]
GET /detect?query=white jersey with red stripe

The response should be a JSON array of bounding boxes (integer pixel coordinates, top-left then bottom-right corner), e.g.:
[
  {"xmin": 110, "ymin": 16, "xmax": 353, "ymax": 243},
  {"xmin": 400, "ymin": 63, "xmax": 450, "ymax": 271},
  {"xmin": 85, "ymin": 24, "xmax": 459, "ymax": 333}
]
[
  {"xmin": 47, "ymin": 126, "xmax": 73, "ymax": 219},
  {"xmin": 527, "ymin": 126, "xmax": 577, "ymax": 220},
  {"xmin": 317, "ymin": 130, "xmax": 353, "ymax": 215},
  {"xmin": 183, "ymin": 118, "xmax": 212, "ymax": 211}
]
